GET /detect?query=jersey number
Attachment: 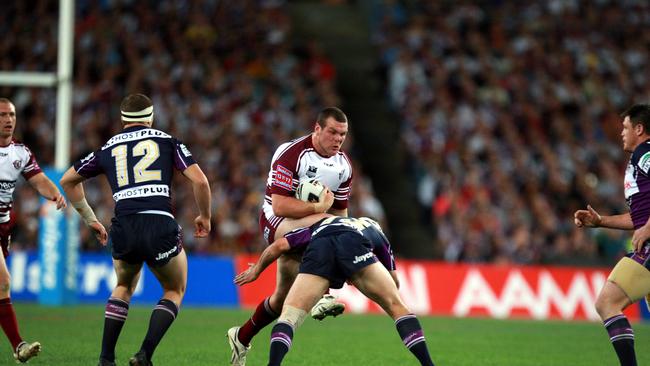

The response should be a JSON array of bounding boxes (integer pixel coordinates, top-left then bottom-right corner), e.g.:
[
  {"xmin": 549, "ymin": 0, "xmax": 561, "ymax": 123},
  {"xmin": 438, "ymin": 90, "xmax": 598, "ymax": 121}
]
[
  {"xmin": 111, "ymin": 140, "xmax": 162, "ymax": 187},
  {"xmin": 320, "ymin": 217, "xmax": 371, "ymax": 232}
]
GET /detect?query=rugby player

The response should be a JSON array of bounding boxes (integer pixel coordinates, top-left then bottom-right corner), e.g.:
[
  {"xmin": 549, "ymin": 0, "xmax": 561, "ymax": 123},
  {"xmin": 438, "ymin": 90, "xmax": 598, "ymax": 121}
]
[
  {"xmin": 61, "ymin": 94, "xmax": 211, "ymax": 366},
  {"xmin": 0, "ymin": 98, "xmax": 66, "ymax": 363},
  {"xmin": 574, "ymin": 104, "xmax": 650, "ymax": 366},
  {"xmin": 228, "ymin": 107, "xmax": 353, "ymax": 365},
  {"xmin": 235, "ymin": 216, "xmax": 435, "ymax": 366}
]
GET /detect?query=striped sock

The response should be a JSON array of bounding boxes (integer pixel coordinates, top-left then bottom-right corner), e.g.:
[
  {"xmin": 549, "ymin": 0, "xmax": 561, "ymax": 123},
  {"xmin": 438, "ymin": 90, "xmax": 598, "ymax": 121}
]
[
  {"xmin": 100, "ymin": 297, "xmax": 129, "ymax": 362},
  {"xmin": 396, "ymin": 314, "xmax": 435, "ymax": 366},
  {"xmin": 268, "ymin": 321, "xmax": 294, "ymax": 366},
  {"xmin": 604, "ymin": 314, "xmax": 636, "ymax": 366},
  {"xmin": 140, "ymin": 299, "xmax": 179, "ymax": 362},
  {"xmin": 239, "ymin": 297, "xmax": 279, "ymax": 346}
]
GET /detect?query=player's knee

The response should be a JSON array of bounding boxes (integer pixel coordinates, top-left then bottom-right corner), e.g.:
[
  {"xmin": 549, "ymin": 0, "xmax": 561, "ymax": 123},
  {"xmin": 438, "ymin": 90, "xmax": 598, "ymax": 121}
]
[
  {"xmin": 594, "ymin": 292, "xmax": 621, "ymax": 320},
  {"xmin": 164, "ymin": 284, "xmax": 186, "ymax": 300},
  {"xmin": 0, "ymin": 278, "xmax": 10, "ymax": 296},
  {"xmin": 278, "ymin": 306, "xmax": 307, "ymax": 328},
  {"xmin": 381, "ymin": 295, "xmax": 407, "ymax": 318}
]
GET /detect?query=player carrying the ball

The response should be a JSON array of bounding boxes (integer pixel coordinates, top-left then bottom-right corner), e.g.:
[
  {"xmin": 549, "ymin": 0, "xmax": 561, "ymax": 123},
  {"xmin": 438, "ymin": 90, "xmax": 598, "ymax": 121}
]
[
  {"xmin": 228, "ymin": 107, "xmax": 353, "ymax": 366},
  {"xmin": 235, "ymin": 216, "xmax": 436, "ymax": 366}
]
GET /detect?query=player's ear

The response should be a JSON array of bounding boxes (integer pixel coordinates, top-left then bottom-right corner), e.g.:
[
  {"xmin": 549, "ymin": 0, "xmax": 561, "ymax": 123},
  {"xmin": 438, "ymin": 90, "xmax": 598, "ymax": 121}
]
[{"xmin": 636, "ymin": 123, "xmax": 645, "ymax": 136}]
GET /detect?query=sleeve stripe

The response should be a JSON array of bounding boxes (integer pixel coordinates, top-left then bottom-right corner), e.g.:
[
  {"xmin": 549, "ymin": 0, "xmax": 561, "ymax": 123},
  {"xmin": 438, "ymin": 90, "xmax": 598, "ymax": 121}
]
[
  {"xmin": 175, "ymin": 149, "xmax": 189, "ymax": 170},
  {"xmin": 76, "ymin": 158, "xmax": 95, "ymax": 173}
]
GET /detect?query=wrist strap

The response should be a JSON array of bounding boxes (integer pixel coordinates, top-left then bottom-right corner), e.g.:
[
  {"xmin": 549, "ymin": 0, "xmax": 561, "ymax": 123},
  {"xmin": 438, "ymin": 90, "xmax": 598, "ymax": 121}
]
[{"xmin": 71, "ymin": 198, "xmax": 99, "ymax": 226}]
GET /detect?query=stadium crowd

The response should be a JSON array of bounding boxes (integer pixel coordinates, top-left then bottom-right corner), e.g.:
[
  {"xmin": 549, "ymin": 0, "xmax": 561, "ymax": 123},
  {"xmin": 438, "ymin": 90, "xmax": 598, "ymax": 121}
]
[
  {"xmin": 0, "ymin": 0, "xmax": 385, "ymax": 254},
  {"xmin": 2, "ymin": 0, "xmax": 649, "ymax": 266},
  {"xmin": 374, "ymin": 0, "xmax": 649, "ymax": 264}
]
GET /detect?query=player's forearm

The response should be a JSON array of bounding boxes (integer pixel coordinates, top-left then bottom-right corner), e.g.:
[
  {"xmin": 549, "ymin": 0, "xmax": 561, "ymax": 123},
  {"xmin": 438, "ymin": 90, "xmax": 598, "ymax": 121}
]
[
  {"xmin": 192, "ymin": 179, "xmax": 211, "ymax": 218},
  {"xmin": 600, "ymin": 213, "xmax": 634, "ymax": 230},
  {"xmin": 29, "ymin": 173, "xmax": 61, "ymax": 201},
  {"xmin": 272, "ymin": 196, "xmax": 320, "ymax": 218},
  {"xmin": 62, "ymin": 182, "xmax": 99, "ymax": 225},
  {"xmin": 62, "ymin": 181, "xmax": 85, "ymax": 202},
  {"xmin": 254, "ymin": 242, "xmax": 287, "ymax": 277},
  {"xmin": 60, "ymin": 167, "xmax": 87, "ymax": 201}
]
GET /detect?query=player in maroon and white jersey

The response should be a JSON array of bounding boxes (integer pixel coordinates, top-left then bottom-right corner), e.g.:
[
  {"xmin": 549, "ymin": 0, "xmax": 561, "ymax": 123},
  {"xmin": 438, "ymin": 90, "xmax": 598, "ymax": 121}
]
[
  {"xmin": 228, "ymin": 107, "xmax": 353, "ymax": 366},
  {"xmin": 575, "ymin": 104, "xmax": 650, "ymax": 366},
  {"xmin": 0, "ymin": 98, "xmax": 66, "ymax": 363}
]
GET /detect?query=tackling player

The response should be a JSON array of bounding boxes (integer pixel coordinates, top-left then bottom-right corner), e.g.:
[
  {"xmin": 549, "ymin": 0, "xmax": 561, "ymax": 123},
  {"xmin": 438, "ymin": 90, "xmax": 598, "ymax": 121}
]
[
  {"xmin": 235, "ymin": 216, "xmax": 435, "ymax": 366},
  {"xmin": 0, "ymin": 98, "xmax": 66, "ymax": 363},
  {"xmin": 60, "ymin": 94, "xmax": 211, "ymax": 366},
  {"xmin": 574, "ymin": 104, "xmax": 650, "ymax": 366},
  {"xmin": 228, "ymin": 107, "xmax": 353, "ymax": 366}
]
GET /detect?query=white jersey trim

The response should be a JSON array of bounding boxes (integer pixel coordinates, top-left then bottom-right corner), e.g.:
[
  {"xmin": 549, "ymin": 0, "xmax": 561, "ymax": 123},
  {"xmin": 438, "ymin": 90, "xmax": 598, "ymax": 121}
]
[
  {"xmin": 137, "ymin": 210, "xmax": 174, "ymax": 219},
  {"xmin": 113, "ymin": 184, "xmax": 170, "ymax": 202},
  {"xmin": 102, "ymin": 128, "xmax": 172, "ymax": 150}
]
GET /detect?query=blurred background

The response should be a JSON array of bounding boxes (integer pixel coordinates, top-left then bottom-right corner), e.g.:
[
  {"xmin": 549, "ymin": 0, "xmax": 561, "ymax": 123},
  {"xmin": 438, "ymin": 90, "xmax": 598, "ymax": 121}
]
[
  {"xmin": 3, "ymin": 0, "xmax": 645, "ymax": 266},
  {"xmin": 4, "ymin": 1, "xmax": 650, "ymax": 365}
]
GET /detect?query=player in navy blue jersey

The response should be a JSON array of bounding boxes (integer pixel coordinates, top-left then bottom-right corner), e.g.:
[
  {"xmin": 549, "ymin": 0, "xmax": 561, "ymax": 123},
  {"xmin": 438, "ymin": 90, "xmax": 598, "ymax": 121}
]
[
  {"xmin": 60, "ymin": 94, "xmax": 211, "ymax": 366},
  {"xmin": 235, "ymin": 216, "xmax": 435, "ymax": 366},
  {"xmin": 574, "ymin": 104, "xmax": 650, "ymax": 366}
]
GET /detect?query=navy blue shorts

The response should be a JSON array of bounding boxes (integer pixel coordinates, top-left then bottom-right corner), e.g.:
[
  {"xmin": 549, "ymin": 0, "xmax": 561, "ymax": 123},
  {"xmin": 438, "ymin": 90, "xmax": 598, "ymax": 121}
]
[
  {"xmin": 108, "ymin": 213, "xmax": 182, "ymax": 267},
  {"xmin": 299, "ymin": 231, "xmax": 377, "ymax": 289}
]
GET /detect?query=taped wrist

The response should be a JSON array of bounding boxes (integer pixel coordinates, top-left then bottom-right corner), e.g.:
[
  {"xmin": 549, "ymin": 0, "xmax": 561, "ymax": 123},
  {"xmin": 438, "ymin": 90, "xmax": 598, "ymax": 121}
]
[{"xmin": 72, "ymin": 198, "xmax": 98, "ymax": 225}]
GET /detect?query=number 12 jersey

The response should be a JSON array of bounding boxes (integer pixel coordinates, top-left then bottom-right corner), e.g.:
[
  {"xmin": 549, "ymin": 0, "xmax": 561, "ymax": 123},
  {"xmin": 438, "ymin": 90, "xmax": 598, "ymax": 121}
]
[{"xmin": 73, "ymin": 125, "xmax": 196, "ymax": 217}]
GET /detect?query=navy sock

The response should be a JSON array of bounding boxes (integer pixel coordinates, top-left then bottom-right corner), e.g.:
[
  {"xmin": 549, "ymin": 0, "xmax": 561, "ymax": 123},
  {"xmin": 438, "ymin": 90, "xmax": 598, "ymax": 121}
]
[
  {"xmin": 100, "ymin": 297, "xmax": 129, "ymax": 362},
  {"xmin": 395, "ymin": 314, "xmax": 435, "ymax": 366},
  {"xmin": 268, "ymin": 321, "xmax": 294, "ymax": 366},
  {"xmin": 604, "ymin": 315, "xmax": 636, "ymax": 366},
  {"xmin": 140, "ymin": 299, "xmax": 179, "ymax": 361}
]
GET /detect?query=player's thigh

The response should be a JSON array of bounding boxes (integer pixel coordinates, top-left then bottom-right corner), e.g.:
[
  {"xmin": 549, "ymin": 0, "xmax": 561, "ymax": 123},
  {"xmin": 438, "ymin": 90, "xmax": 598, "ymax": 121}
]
[
  {"xmin": 350, "ymin": 263, "xmax": 407, "ymax": 315},
  {"xmin": 607, "ymin": 256, "xmax": 650, "ymax": 303},
  {"xmin": 113, "ymin": 258, "xmax": 143, "ymax": 289},
  {"xmin": 274, "ymin": 253, "xmax": 301, "ymax": 297},
  {"xmin": 149, "ymin": 248, "xmax": 187, "ymax": 293},
  {"xmin": 284, "ymin": 273, "xmax": 330, "ymax": 312},
  {"xmin": 274, "ymin": 213, "xmax": 330, "ymax": 240},
  {"xmin": 597, "ymin": 281, "xmax": 632, "ymax": 312}
]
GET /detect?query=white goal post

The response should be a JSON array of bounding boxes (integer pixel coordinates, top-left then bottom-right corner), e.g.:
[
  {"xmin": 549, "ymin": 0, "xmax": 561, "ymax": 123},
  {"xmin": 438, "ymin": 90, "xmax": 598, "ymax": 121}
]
[{"xmin": 0, "ymin": 0, "xmax": 74, "ymax": 170}]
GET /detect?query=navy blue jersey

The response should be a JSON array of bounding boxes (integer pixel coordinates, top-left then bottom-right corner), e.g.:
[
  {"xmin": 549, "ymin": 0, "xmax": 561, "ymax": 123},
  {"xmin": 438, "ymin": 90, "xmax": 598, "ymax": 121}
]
[
  {"xmin": 284, "ymin": 216, "xmax": 396, "ymax": 271},
  {"xmin": 73, "ymin": 125, "xmax": 196, "ymax": 217},
  {"xmin": 625, "ymin": 139, "xmax": 650, "ymax": 229}
]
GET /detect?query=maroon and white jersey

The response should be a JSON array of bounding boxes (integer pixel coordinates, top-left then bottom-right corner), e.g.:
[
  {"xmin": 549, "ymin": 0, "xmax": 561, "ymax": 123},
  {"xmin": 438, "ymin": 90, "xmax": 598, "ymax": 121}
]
[
  {"xmin": 263, "ymin": 135, "xmax": 353, "ymax": 222},
  {"xmin": 0, "ymin": 141, "xmax": 42, "ymax": 223}
]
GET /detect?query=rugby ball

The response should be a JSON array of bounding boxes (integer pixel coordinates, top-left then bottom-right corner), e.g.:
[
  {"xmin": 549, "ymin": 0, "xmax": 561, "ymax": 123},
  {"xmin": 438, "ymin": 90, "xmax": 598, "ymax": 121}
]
[{"xmin": 296, "ymin": 179, "xmax": 325, "ymax": 203}]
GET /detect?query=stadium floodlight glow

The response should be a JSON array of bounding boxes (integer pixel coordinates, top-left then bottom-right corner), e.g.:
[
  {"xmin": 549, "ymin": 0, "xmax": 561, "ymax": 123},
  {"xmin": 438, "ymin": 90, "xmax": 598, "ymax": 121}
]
[{"xmin": 0, "ymin": 72, "xmax": 57, "ymax": 87}]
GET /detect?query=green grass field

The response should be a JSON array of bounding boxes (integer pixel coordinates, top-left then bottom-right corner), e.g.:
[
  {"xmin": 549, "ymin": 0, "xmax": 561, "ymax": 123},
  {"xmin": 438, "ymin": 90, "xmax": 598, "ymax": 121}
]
[{"xmin": 4, "ymin": 303, "xmax": 650, "ymax": 365}]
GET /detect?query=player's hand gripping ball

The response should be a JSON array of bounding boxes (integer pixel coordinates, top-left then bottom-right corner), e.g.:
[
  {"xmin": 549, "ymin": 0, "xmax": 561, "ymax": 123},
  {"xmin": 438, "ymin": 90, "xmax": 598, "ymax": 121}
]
[{"xmin": 295, "ymin": 179, "xmax": 325, "ymax": 203}]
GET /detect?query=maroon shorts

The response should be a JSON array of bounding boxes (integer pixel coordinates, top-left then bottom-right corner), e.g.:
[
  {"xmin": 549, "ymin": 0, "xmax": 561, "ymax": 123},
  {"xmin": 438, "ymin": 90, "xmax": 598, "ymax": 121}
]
[
  {"xmin": 0, "ymin": 220, "xmax": 15, "ymax": 258},
  {"xmin": 259, "ymin": 211, "xmax": 285, "ymax": 245}
]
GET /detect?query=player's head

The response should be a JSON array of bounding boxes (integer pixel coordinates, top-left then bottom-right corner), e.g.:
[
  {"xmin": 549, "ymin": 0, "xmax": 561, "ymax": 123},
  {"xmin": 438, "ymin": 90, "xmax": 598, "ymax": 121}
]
[
  {"xmin": 120, "ymin": 93, "xmax": 154, "ymax": 127},
  {"xmin": 0, "ymin": 98, "xmax": 16, "ymax": 140},
  {"xmin": 621, "ymin": 104, "xmax": 650, "ymax": 152},
  {"xmin": 313, "ymin": 107, "xmax": 348, "ymax": 157}
]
